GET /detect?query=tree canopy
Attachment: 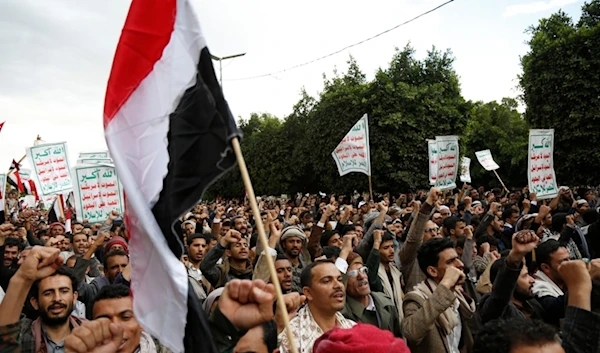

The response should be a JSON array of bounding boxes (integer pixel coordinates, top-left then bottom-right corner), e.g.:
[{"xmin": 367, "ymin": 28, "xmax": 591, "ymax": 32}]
[
  {"xmin": 520, "ymin": 0, "xmax": 600, "ymax": 185},
  {"xmin": 209, "ymin": 1, "xmax": 600, "ymax": 199}
]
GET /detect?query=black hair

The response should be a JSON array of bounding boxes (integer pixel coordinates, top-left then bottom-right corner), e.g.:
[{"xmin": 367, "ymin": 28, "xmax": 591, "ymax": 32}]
[
  {"xmin": 73, "ymin": 232, "xmax": 89, "ymax": 240},
  {"xmin": 339, "ymin": 224, "xmax": 356, "ymax": 236},
  {"xmin": 473, "ymin": 318, "xmax": 559, "ymax": 353},
  {"xmin": 535, "ymin": 239, "xmax": 564, "ymax": 267},
  {"xmin": 94, "ymin": 284, "xmax": 130, "ymax": 303},
  {"xmin": 37, "ymin": 229, "xmax": 48, "ymax": 237},
  {"xmin": 300, "ymin": 259, "xmax": 334, "ymax": 288},
  {"xmin": 320, "ymin": 230, "xmax": 340, "ymax": 247},
  {"xmin": 186, "ymin": 233, "xmax": 210, "ymax": 247},
  {"xmin": 30, "ymin": 266, "xmax": 78, "ymax": 299},
  {"xmin": 443, "ymin": 217, "xmax": 465, "ymax": 233},
  {"xmin": 275, "ymin": 253, "xmax": 290, "ymax": 262},
  {"xmin": 222, "ymin": 219, "xmax": 232, "ymax": 227},
  {"xmin": 299, "ymin": 211, "xmax": 313, "ymax": 220},
  {"xmin": 322, "ymin": 246, "xmax": 341, "ymax": 260},
  {"xmin": 4, "ymin": 237, "xmax": 23, "ymax": 251},
  {"xmin": 262, "ymin": 320, "xmax": 278, "ymax": 353},
  {"xmin": 502, "ymin": 208, "xmax": 519, "ymax": 222},
  {"xmin": 381, "ymin": 233, "xmax": 395, "ymax": 244},
  {"xmin": 417, "ymin": 237, "xmax": 455, "ymax": 278},
  {"xmin": 103, "ymin": 249, "xmax": 129, "ymax": 269},
  {"xmin": 476, "ymin": 235, "xmax": 499, "ymax": 249}
]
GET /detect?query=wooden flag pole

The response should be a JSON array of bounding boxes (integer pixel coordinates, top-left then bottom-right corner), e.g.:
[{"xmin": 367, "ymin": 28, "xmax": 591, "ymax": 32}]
[
  {"xmin": 493, "ymin": 170, "xmax": 510, "ymax": 194},
  {"xmin": 368, "ymin": 175, "xmax": 373, "ymax": 201},
  {"xmin": 7, "ymin": 154, "xmax": 26, "ymax": 176},
  {"xmin": 231, "ymin": 137, "xmax": 298, "ymax": 353}
]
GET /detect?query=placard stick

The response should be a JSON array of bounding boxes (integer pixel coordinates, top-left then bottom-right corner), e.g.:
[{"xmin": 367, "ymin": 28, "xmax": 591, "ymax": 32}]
[
  {"xmin": 493, "ymin": 170, "xmax": 510, "ymax": 194},
  {"xmin": 231, "ymin": 137, "xmax": 298, "ymax": 353}
]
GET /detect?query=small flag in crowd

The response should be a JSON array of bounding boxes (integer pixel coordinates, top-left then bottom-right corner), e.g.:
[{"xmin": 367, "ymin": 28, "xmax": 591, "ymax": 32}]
[
  {"xmin": 8, "ymin": 159, "xmax": 24, "ymax": 194},
  {"xmin": 103, "ymin": 0, "xmax": 241, "ymax": 351}
]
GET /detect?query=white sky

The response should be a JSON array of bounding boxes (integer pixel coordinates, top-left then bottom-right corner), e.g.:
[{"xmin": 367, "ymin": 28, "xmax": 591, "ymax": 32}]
[{"xmin": 0, "ymin": 0, "xmax": 584, "ymax": 171}]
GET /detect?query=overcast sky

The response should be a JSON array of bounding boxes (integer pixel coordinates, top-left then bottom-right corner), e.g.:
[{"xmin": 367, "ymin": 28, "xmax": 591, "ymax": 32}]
[{"xmin": 0, "ymin": 0, "xmax": 584, "ymax": 170}]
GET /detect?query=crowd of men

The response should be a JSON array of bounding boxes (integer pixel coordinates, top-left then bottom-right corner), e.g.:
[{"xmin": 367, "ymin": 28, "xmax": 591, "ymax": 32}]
[{"xmin": 1, "ymin": 184, "xmax": 600, "ymax": 353}]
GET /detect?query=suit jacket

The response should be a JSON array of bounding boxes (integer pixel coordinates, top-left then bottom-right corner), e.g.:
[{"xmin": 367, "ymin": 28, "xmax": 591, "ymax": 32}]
[
  {"xmin": 342, "ymin": 291, "xmax": 402, "ymax": 337},
  {"xmin": 402, "ymin": 284, "xmax": 473, "ymax": 353}
]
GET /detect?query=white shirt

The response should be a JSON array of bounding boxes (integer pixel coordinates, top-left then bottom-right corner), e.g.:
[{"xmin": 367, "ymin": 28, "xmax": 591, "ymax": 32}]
[{"xmin": 447, "ymin": 300, "xmax": 462, "ymax": 353}]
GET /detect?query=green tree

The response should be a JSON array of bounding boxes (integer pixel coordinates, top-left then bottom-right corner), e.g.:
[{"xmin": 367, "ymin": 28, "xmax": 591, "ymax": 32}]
[
  {"xmin": 462, "ymin": 98, "xmax": 529, "ymax": 188},
  {"xmin": 520, "ymin": 1, "xmax": 600, "ymax": 185}
]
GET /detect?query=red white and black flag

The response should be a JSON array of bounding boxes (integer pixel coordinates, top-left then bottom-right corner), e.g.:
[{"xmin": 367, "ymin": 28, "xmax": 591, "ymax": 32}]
[
  {"xmin": 104, "ymin": 0, "xmax": 241, "ymax": 351},
  {"xmin": 8, "ymin": 159, "xmax": 25, "ymax": 194}
]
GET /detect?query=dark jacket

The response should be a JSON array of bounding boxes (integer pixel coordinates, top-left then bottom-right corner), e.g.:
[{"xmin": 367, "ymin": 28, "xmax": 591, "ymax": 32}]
[
  {"xmin": 478, "ymin": 258, "xmax": 546, "ymax": 324},
  {"xmin": 200, "ymin": 243, "xmax": 252, "ymax": 288},
  {"xmin": 342, "ymin": 291, "xmax": 402, "ymax": 337}
]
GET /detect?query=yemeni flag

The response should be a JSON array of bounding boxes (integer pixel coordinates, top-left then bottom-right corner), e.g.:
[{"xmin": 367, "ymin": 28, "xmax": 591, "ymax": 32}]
[
  {"xmin": 8, "ymin": 160, "xmax": 24, "ymax": 194},
  {"xmin": 103, "ymin": 0, "xmax": 241, "ymax": 351}
]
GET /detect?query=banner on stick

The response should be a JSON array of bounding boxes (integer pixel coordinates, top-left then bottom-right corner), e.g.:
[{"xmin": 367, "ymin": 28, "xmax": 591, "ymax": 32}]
[
  {"xmin": 428, "ymin": 140, "xmax": 438, "ymax": 185},
  {"xmin": 26, "ymin": 142, "xmax": 72, "ymax": 196},
  {"xmin": 435, "ymin": 136, "xmax": 459, "ymax": 190},
  {"xmin": 460, "ymin": 157, "xmax": 471, "ymax": 183},
  {"xmin": 72, "ymin": 165, "xmax": 124, "ymax": 223},
  {"xmin": 528, "ymin": 129, "xmax": 558, "ymax": 199},
  {"xmin": 475, "ymin": 149, "xmax": 500, "ymax": 171},
  {"xmin": 331, "ymin": 114, "xmax": 371, "ymax": 176}
]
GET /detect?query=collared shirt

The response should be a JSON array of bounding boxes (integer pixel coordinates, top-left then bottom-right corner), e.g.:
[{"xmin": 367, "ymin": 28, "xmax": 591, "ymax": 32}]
[
  {"xmin": 366, "ymin": 294, "xmax": 376, "ymax": 311},
  {"xmin": 279, "ymin": 305, "xmax": 355, "ymax": 353},
  {"xmin": 42, "ymin": 326, "xmax": 65, "ymax": 353},
  {"xmin": 187, "ymin": 263, "xmax": 203, "ymax": 282}
]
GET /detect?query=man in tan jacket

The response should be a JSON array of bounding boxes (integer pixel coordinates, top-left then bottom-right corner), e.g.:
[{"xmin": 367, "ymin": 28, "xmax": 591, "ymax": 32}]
[{"xmin": 402, "ymin": 237, "xmax": 476, "ymax": 353}]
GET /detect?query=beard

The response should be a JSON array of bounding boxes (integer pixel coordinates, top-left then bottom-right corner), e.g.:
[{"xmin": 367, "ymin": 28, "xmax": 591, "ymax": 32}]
[
  {"xmin": 40, "ymin": 302, "xmax": 74, "ymax": 327},
  {"xmin": 514, "ymin": 286, "xmax": 533, "ymax": 302}
]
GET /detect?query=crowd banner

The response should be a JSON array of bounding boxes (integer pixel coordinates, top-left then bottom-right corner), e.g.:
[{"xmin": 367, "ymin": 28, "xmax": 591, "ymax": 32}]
[
  {"xmin": 331, "ymin": 114, "xmax": 371, "ymax": 177},
  {"xmin": 459, "ymin": 157, "xmax": 471, "ymax": 183},
  {"xmin": 0, "ymin": 173, "xmax": 5, "ymax": 211},
  {"xmin": 72, "ymin": 164, "xmax": 124, "ymax": 223},
  {"xmin": 26, "ymin": 142, "xmax": 72, "ymax": 196},
  {"xmin": 79, "ymin": 151, "xmax": 110, "ymax": 159},
  {"xmin": 77, "ymin": 158, "xmax": 114, "ymax": 165},
  {"xmin": 428, "ymin": 140, "xmax": 438, "ymax": 185},
  {"xmin": 435, "ymin": 136, "xmax": 459, "ymax": 190},
  {"xmin": 528, "ymin": 129, "xmax": 559, "ymax": 199},
  {"xmin": 475, "ymin": 149, "xmax": 500, "ymax": 171}
]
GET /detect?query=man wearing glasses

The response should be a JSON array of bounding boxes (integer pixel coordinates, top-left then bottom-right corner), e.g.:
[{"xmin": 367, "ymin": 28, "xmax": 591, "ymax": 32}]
[{"xmin": 341, "ymin": 254, "xmax": 402, "ymax": 337}]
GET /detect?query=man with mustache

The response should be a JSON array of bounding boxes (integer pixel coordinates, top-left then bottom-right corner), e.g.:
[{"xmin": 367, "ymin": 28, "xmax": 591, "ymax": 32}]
[
  {"xmin": 279, "ymin": 260, "xmax": 355, "ymax": 353},
  {"xmin": 201, "ymin": 229, "xmax": 253, "ymax": 288},
  {"xmin": 0, "ymin": 245, "xmax": 82, "ymax": 353},
  {"xmin": 341, "ymin": 252, "xmax": 401, "ymax": 337}
]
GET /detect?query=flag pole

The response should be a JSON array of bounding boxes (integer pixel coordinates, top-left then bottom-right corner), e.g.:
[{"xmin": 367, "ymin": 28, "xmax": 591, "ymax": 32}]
[
  {"xmin": 493, "ymin": 170, "xmax": 510, "ymax": 194},
  {"xmin": 231, "ymin": 137, "xmax": 299, "ymax": 353},
  {"xmin": 7, "ymin": 155, "xmax": 26, "ymax": 176}
]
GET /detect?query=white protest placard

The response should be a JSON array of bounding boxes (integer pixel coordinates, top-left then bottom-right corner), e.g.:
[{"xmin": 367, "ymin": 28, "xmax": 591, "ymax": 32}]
[
  {"xmin": 73, "ymin": 165, "xmax": 124, "ymax": 223},
  {"xmin": 79, "ymin": 152, "xmax": 110, "ymax": 159},
  {"xmin": 0, "ymin": 174, "xmax": 5, "ymax": 211},
  {"xmin": 528, "ymin": 129, "xmax": 558, "ymax": 199},
  {"xmin": 428, "ymin": 140, "xmax": 438, "ymax": 185},
  {"xmin": 460, "ymin": 157, "xmax": 471, "ymax": 183},
  {"xmin": 475, "ymin": 150, "xmax": 500, "ymax": 171},
  {"xmin": 27, "ymin": 142, "xmax": 72, "ymax": 196},
  {"xmin": 77, "ymin": 159, "xmax": 114, "ymax": 165},
  {"xmin": 435, "ymin": 136, "xmax": 459, "ymax": 190},
  {"xmin": 331, "ymin": 114, "xmax": 371, "ymax": 176}
]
